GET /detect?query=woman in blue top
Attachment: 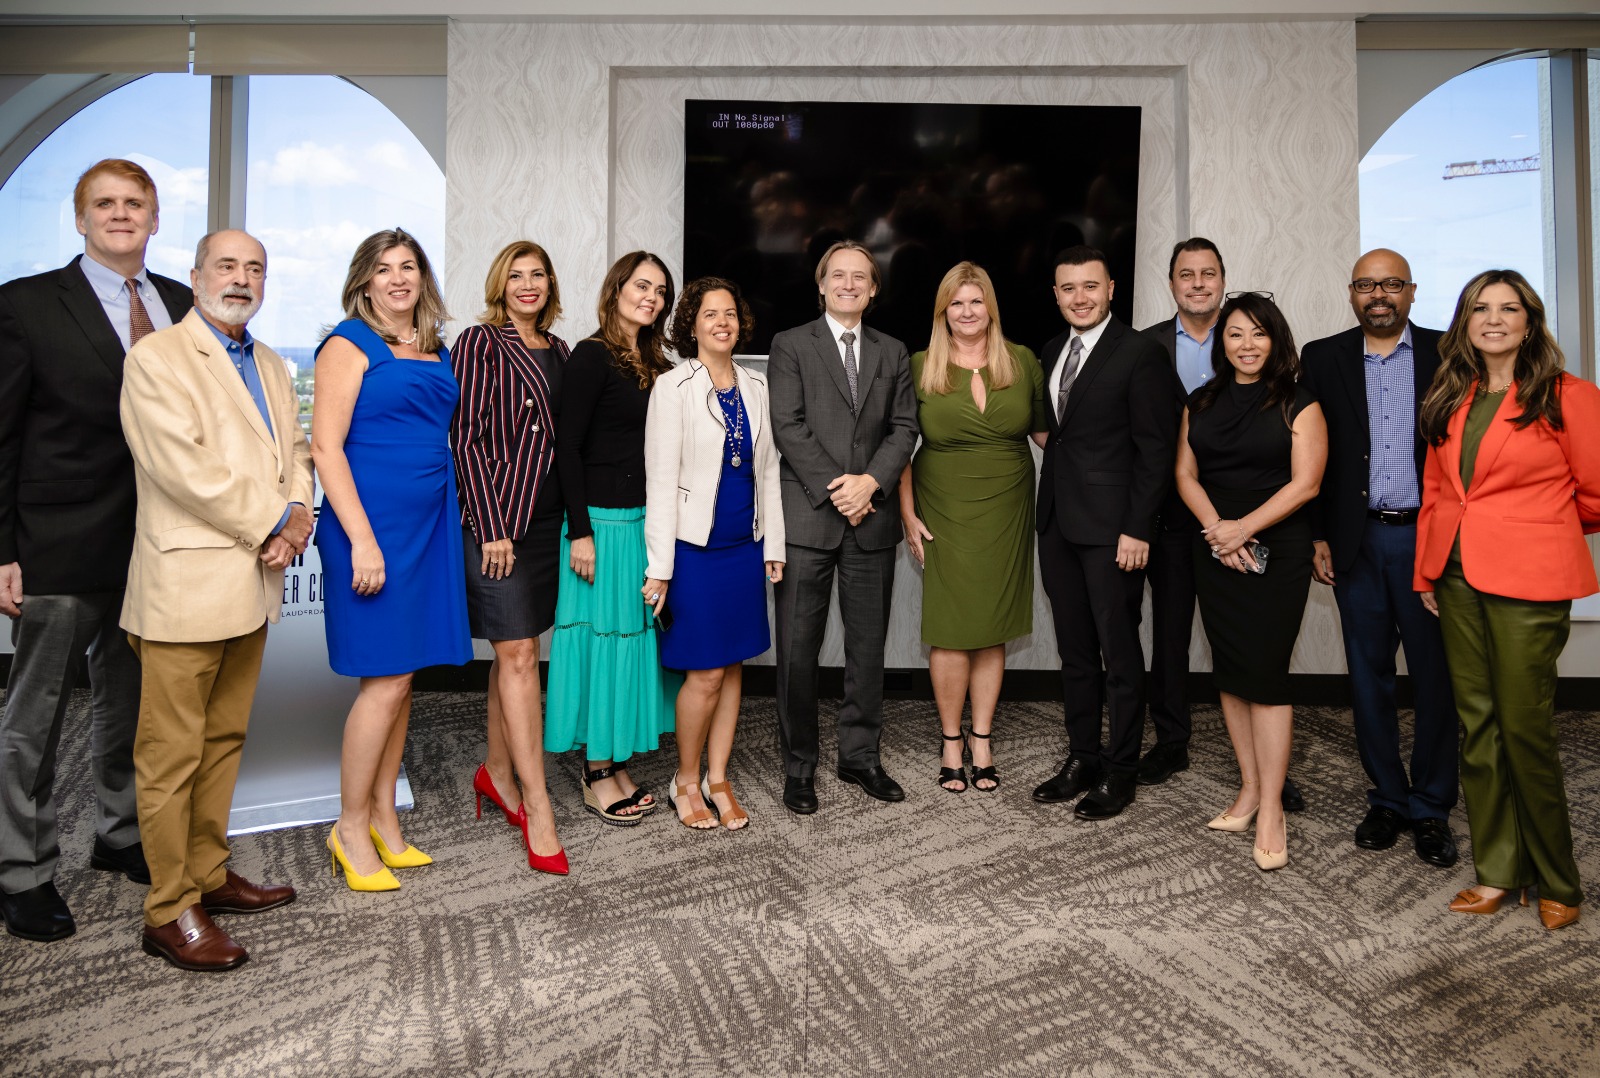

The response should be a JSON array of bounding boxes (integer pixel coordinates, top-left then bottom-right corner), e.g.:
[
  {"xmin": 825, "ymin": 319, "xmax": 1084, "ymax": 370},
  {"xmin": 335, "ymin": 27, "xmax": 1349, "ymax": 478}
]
[{"xmin": 312, "ymin": 228, "xmax": 471, "ymax": 891}]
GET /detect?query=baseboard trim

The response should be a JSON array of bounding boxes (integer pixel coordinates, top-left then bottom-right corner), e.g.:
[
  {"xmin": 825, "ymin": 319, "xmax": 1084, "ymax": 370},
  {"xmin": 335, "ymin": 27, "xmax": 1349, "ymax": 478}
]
[{"xmin": 6, "ymin": 655, "xmax": 1595, "ymax": 710}]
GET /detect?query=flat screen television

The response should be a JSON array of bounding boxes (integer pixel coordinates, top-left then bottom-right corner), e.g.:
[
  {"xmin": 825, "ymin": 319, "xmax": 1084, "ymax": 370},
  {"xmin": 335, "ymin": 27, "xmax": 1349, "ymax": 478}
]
[{"xmin": 683, "ymin": 98, "xmax": 1142, "ymax": 356}]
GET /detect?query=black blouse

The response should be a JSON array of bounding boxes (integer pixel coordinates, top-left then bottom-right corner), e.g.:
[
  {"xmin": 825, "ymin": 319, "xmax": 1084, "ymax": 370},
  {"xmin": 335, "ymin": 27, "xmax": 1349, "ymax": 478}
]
[
  {"xmin": 1187, "ymin": 377, "xmax": 1317, "ymax": 490},
  {"xmin": 556, "ymin": 337, "xmax": 651, "ymax": 539}
]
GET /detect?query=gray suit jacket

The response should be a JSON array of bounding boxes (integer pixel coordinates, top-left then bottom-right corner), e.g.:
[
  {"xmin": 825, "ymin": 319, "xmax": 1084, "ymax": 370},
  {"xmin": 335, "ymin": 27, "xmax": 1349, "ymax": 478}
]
[{"xmin": 767, "ymin": 316, "xmax": 918, "ymax": 551}]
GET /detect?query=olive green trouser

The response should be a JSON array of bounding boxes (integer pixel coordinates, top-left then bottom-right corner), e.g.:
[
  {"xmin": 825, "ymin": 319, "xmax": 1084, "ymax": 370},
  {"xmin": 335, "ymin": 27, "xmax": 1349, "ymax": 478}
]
[{"xmin": 1434, "ymin": 563, "xmax": 1582, "ymax": 906}]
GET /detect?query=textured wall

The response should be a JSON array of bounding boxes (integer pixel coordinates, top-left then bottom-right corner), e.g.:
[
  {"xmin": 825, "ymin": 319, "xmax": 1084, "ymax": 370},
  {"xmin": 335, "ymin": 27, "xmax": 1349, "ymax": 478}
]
[{"xmin": 446, "ymin": 18, "xmax": 1361, "ymax": 672}]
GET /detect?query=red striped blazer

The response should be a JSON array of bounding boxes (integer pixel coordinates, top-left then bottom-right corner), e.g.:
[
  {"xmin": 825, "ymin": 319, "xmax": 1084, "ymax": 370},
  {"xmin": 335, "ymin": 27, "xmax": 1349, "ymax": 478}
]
[{"xmin": 450, "ymin": 322, "xmax": 570, "ymax": 543}]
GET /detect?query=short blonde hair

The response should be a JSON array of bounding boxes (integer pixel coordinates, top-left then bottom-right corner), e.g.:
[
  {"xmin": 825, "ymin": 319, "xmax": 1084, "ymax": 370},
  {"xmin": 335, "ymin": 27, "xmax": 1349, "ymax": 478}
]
[
  {"xmin": 478, "ymin": 240, "xmax": 562, "ymax": 331},
  {"xmin": 338, "ymin": 228, "xmax": 450, "ymax": 355}
]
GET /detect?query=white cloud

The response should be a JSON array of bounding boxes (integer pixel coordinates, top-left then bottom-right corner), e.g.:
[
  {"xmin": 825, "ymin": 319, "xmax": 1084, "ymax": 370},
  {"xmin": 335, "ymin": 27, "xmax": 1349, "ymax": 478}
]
[
  {"xmin": 364, "ymin": 141, "xmax": 412, "ymax": 172},
  {"xmin": 258, "ymin": 141, "xmax": 362, "ymax": 188}
]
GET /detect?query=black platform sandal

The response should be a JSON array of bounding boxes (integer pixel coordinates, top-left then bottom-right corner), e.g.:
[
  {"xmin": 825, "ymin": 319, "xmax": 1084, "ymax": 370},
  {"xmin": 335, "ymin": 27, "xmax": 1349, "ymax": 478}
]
[
  {"xmin": 969, "ymin": 731, "xmax": 999, "ymax": 792},
  {"xmin": 582, "ymin": 765, "xmax": 645, "ymax": 826},
  {"xmin": 938, "ymin": 732, "xmax": 968, "ymax": 793}
]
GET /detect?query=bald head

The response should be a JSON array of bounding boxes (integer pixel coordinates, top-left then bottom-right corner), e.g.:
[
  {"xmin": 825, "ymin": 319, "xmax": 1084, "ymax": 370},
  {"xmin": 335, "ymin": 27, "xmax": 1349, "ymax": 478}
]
[{"xmin": 1348, "ymin": 248, "xmax": 1415, "ymax": 334}]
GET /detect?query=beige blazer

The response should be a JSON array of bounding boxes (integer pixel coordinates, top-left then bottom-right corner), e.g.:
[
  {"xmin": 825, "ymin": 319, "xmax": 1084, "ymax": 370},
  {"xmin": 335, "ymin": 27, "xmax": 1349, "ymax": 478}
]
[
  {"xmin": 644, "ymin": 359, "xmax": 784, "ymax": 579},
  {"xmin": 119, "ymin": 309, "xmax": 316, "ymax": 642}
]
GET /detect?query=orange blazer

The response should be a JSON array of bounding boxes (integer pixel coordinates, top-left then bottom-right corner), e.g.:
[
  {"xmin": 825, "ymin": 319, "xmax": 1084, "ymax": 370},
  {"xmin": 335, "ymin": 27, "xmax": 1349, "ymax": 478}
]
[{"xmin": 1415, "ymin": 372, "xmax": 1600, "ymax": 600}]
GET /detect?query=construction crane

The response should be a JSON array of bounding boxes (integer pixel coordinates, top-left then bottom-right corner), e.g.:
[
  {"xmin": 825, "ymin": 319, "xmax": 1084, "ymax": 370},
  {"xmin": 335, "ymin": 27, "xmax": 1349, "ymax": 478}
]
[{"xmin": 1443, "ymin": 155, "xmax": 1541, "ymax": 179}]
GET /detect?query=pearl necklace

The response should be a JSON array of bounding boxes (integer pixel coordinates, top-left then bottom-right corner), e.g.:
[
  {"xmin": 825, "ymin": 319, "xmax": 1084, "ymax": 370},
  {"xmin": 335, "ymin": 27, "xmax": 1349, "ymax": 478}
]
[
  {"xmin": 715, "ymin": 371, "xmax": 745, "ymax": 468},
  {"xmin": 395, "ymin": 326, "xmax": 419, "ymax": 347}
]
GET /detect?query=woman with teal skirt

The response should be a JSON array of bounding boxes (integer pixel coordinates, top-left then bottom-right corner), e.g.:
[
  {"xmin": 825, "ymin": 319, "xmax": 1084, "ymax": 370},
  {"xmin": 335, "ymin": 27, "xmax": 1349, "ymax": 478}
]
[{"xmin": 547, "ymin": 251, "xmax": 681, "ymax": 825}]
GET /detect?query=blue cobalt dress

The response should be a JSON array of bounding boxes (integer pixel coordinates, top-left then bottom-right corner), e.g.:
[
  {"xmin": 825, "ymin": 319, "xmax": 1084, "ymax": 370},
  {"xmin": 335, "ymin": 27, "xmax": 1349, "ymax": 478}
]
[
  {"xmin": 315, "ymin": 319, "xmax": 472, "ymax": 677},
  {"xmin": 658, "ymin": 386, "xmax": 771, "ymax": 670}
]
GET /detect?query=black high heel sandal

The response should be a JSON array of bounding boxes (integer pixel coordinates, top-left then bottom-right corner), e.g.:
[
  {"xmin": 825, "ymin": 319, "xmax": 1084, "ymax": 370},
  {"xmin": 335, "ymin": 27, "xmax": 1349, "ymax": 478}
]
[
  {"xmin": 938, "ymin": 732, "xmax": 968, "ymax": 793},
  {"xmin": 969, "ymin": 730, "xmax": 999, "ymax": 792}
]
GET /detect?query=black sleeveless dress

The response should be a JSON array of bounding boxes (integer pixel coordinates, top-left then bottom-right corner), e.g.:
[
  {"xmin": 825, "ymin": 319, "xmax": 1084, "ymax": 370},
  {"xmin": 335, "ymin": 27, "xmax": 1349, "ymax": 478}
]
[{"xmin": 1187, "ymin": 378, "xmax": 1317, "ymax": 704}]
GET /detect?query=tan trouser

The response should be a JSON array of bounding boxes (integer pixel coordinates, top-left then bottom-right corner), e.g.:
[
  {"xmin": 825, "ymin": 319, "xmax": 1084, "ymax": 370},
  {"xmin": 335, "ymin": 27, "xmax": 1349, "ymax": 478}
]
[{"xmin": 129, "ymin": 623, "xmax": 268, "ymax": 927}]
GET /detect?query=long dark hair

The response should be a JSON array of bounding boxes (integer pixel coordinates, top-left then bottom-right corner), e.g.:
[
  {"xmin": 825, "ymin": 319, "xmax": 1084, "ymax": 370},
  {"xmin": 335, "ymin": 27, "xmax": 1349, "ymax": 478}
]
[
  {"xmin": 1419, "ymin": 269, "xmax": 1565, "ymax": 446},
  {"xmin": 1188, "ymin": 292, "xmax": 1300, "ymax": 426},
  {"xmin": 590, "ymin": 251, "xmax": 675, "ymax": 389}
]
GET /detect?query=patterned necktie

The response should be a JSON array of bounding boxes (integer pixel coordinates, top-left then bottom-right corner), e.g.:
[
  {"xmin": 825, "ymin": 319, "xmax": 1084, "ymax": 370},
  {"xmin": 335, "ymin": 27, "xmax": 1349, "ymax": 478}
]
[
  {"xmin": 841, "ymin": 330, "xmax": 859, "ymax": 411},
  {"xmin": 126, "ymin": 278, "xmax": 155, "ymax": 346},
  {"xmin": 1055, "ymin": 336, "xmax": 1084, "ymax": 421}
]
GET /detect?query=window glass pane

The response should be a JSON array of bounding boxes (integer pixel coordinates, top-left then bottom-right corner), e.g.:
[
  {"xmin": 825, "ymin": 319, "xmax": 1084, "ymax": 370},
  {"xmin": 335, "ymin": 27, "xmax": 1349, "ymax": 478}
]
[
  {"xmin": 1360, "ymin": 58, "xmax": 1550, "ymax": 330},
  {"xmin": 244, "ymin": 75, "xmax": 446, "ymax": 428},
  {"xmin": 0, "ymin": 73, "xmax": 209, "ymax": 286}
]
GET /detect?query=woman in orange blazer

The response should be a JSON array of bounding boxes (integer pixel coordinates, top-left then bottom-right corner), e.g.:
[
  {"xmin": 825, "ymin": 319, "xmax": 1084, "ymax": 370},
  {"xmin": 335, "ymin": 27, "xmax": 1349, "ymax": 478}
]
[{"xmin": 1414, "ymin": 269, "xmax": 1600, "ymax": 932}]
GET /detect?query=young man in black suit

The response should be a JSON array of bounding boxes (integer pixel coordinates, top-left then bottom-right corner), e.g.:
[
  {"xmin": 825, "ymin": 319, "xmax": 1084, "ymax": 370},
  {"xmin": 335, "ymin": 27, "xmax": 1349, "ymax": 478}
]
[
  {"xmin": 0, "ymin": 159, "xmax": 192, "ymax": 942},
  {"xmin": 1032, "ymin": 246, "xmax": 1179, "ymax": 820},
  {"xmin": 1138, "ymin": 238, "xmax": 1306, "ymax": 812},
  {"xmin": 1301, "ymin": 248, "xmax": 1458, "ymax": 868}
]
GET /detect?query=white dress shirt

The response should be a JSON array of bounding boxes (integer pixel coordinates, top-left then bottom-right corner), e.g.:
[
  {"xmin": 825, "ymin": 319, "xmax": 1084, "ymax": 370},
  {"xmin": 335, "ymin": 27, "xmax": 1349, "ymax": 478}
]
[{"xmin": 1046, "ymin": 314, "xmax": 1112, "ymax": 402}]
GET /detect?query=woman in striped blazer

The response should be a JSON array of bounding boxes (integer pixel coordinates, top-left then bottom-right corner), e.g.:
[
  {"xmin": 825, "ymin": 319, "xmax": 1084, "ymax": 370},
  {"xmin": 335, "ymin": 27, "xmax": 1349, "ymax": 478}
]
[{"xmin": 450, "ymin": 240, "xmax": 572, "ymax": 875}]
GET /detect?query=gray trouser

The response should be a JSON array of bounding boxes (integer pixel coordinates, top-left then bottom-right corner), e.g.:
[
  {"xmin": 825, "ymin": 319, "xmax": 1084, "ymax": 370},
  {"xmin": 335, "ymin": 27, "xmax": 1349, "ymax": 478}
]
[{"xmin": 0, "ymin": 591, "xmax": 141, "ymax": 893}]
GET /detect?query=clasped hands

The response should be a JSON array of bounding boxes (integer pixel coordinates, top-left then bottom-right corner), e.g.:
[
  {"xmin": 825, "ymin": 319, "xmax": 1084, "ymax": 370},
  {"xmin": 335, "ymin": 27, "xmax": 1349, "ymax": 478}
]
[
  {"xmin": 261, "ymin": 503, "xmax": 313, "ymax": 571},
  {"xmin": 1202, "ymin": 517, "xmax": 1256, "ymax": 574},
  {"xmin": 828, "ymin": 473, "xmax": 878, "ymax": 526}
]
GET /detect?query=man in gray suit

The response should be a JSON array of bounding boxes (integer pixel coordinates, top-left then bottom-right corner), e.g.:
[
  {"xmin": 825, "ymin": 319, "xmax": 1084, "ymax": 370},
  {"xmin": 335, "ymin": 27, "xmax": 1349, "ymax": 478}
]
[{"xmin": 768, "ymin": 240, "xmax": 918, "ymax": 814}]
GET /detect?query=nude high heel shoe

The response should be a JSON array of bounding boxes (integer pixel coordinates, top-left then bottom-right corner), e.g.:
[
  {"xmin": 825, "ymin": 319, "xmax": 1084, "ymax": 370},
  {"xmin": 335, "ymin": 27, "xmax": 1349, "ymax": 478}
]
[{"xmin": 1206, "ymin": 805, "xmax": 1259, "ymax": 832}]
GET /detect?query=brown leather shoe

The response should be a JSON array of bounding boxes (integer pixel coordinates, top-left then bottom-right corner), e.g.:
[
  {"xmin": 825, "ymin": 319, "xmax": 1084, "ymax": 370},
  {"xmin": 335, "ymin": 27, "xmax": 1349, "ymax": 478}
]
[
  {"xmin": 1538, "ymin": 898, "xmax": 1581, "ymax": 931},
  {"xmin": 141, "ymin": 905, "xmax": 248, "ymax": 972},
  {"xmin": 201, "ymin": 870, "xmax": 296, "ymax": 915}
]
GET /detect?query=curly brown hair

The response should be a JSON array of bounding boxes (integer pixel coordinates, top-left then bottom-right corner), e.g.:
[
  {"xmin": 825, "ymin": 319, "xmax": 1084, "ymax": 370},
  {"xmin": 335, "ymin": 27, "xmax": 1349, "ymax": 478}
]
[{"xmin": 669, "ymin": 276, "xmax": 756, "ymax": 359}]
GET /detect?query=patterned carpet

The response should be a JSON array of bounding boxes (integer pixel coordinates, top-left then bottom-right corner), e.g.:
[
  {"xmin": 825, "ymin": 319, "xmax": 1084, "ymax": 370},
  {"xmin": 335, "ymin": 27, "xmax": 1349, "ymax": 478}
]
[{"xmin": 1, "ymin": 688, "xmax": 1595, "ymax": 1077}]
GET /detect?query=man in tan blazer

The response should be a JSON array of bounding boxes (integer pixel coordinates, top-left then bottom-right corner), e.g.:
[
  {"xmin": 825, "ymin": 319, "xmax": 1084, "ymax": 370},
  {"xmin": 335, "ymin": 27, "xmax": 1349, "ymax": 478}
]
[{"xmin": 119, "ymin": 230, "xmax": 314, "ymax": 972}]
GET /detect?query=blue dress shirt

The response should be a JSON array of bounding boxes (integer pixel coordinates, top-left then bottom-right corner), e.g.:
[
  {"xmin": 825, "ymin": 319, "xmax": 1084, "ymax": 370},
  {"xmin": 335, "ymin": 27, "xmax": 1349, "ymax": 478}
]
[
  {"xmin": 78, "ymin": 252, "xmax": 174, "ymax": 351},
  {"xmin": 1174, "ymin": 318, "xmax": 1215, "ymax": 394},
  {"xmin": 199, "ymin": 314, "xmax": 295, "ymax": 536},
  {"xmin": 1363, "ymin": 324, "xmax": 1420, "ymax": 510}
]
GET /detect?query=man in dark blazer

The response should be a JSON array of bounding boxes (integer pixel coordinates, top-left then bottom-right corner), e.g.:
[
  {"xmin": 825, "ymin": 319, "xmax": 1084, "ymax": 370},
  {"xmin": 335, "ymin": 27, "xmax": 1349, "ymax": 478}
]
[
  {"xmin": 0, "ymin": 160, "xmax": 192, "ymax": 942},
  {"xmin": 1031, "ymin": 246, "xmax": 1178, "ymax": 820},
  {"xmin": 1138, "ymin": 238, "xmax": 1306, "ymax": 813},
  {"xmin": 1301, "ymin": 248, "xmax": 1458, "ymax": 868},
  {"xmin": 768, "ymin": 240, "xmax": 918, "ymax": 814}
]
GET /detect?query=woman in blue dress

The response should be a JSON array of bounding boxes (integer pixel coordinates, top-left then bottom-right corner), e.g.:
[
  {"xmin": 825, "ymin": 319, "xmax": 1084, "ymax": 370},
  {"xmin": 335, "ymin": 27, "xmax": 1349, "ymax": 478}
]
[
  {"xmin": 312, "ymin": 228, "xmax": 471, "ymax": 891},
  {"xmin": 643, "ymin": 278, "xmax": 785, "ymax": 831}
]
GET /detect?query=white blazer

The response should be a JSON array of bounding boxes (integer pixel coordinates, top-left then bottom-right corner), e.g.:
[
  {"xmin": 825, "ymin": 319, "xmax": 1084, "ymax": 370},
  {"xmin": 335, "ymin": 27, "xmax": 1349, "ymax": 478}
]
[{"xmin": 644, "ymin": 359, "xmax": 784, "ymax": 579}]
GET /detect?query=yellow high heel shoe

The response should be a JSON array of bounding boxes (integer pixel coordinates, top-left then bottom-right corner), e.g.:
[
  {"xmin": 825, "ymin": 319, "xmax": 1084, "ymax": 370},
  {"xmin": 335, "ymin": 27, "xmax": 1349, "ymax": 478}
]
[
  {"xmin": 370, "ymin": 826, "xmax": 433, "ymax": 869},
  {"xmin": 327, "ymin": 826, "xmax": 400, "ymax": 892}
]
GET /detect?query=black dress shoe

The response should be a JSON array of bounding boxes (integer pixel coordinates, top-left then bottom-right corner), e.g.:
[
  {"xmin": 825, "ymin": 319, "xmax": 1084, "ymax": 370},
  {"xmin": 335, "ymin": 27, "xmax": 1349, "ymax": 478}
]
[
  {"xmin": 1281, "ymin": 778, "xmax": 1306, "ymax": 813},
  {"xmin": 90, "ymin": 836, "xmax": 151, "ymax": 886},
  {"xmin": 1136, "ymin": 742, "xmax": 1190, "ymax": 786},
  {"xmin": 837, "ymin": 765, "xmax": 905, "ymax": 803},
  {"xmin": 0, "ymin": 881, "xmax": 76, "ymax": 942},
  {"xmin": 1075, "ymin": 771, "xmax": 1137, "ymax": 820},
  {"xmin": 1354, "ymin": 805, "xmax": 1410, "ymax": 850},
  {"xmin": 1033, "ymin": 757, "xmax": 1102, "ymax": 804},
  {"xmin": 783, "ymin": 776, "xmax": 818, "ymax": 815},
  {"xmin": 1412, "ymin": 817, "xmax": 1459, "ymax": 868}
]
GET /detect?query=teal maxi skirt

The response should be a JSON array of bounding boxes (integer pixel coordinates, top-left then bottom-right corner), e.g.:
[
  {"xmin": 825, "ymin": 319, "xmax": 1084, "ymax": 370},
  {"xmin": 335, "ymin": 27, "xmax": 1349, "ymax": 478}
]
[{"xmin": 545, "ymin": 506, "xmax": 680, "ymax": 762}]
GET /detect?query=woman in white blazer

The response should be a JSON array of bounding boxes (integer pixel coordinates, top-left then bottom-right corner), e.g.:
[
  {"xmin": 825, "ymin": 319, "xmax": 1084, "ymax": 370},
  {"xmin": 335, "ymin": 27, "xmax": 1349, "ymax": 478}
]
[{"xmin": 643, "ymin": 277, "xmax": 784, "ymax": 831}]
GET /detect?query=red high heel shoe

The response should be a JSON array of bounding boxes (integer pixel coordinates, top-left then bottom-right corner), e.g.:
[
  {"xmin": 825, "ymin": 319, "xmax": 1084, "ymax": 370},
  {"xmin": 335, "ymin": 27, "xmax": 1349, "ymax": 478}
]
[
  {"xmin": 518, "ymin": 810, "xmax": 569, "ymax": 876},
  {"xmin": 473, "ymin": 764, "xmax": 524, "ymax": 829}
]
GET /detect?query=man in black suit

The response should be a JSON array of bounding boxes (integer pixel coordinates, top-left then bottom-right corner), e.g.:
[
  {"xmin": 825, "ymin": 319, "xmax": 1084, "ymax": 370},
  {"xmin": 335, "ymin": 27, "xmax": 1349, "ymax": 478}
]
[
  {"xmin": 1301, "ymin": 248, "xmax": 1458, "ymax": 868},
  {"xmin": 768, "ymin": 240, "xmax": 918, "ymax": 814},
  {"xmin": 0, "ymin": 160, "xmax": 192, "ymax": 941},
  {"xmin": 1032, "ymin": 246, "xmax": 1178, "ymax": 820},
  {"xmin": 1138, "ymin": 238, "xmax": 1306, "ymax": 813}
]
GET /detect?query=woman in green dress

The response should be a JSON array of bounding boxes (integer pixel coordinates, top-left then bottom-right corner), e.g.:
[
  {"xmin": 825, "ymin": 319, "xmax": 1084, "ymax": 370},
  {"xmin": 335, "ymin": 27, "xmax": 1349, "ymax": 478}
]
[{"xmin": 899, "ymin": 262, "xmax": 1048, "ymax": 792}]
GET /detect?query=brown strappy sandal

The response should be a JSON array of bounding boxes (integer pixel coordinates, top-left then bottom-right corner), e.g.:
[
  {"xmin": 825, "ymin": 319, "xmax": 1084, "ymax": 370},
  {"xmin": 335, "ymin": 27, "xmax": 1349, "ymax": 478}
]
[
  {"xmin": 667, "ymin": 773, "xmax": 717, "ymax": 830},
  {"xmin": 701, "ymin": 777, "xmax": 750, "ymax": 831}
]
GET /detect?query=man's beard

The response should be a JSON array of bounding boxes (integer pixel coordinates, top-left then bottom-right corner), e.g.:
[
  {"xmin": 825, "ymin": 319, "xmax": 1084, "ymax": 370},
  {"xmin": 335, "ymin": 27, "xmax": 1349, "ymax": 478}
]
[
  {"xmin": 1360, "ymin": 297, "xmax": 1401, "ymax": 331},
  {"xmin": 197, "ymin": 282, "xmax": 261, "ymax": 326}
]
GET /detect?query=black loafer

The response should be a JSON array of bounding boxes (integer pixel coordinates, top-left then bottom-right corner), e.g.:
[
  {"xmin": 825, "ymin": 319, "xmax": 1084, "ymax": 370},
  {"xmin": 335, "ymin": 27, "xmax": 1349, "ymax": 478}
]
[
  {"xmin": 1412, "ymin": 817, "xmax": 1459, "ymax": 868},
  {"xmin": 1281, "ymin": 778, "xmax": 1306, "ymax": 813},
  {"xmin": 90, "ymin": 836, "xmax": 151, "ymax": 886},
  {"xmin": 1074, "ymin": 772, "xmax": 1137, "ymax": 820},
  {"xmin": 1136, "ymin": 743, "xmax": 1190, "ymax": 786},
  {"xmin": 836, "ymin": 765, "xmax": 905, "ymax": 803},
  {"xmin": 1354, "ymin": 805, "xmax": 1410, "ymax": 850},
  {"xmin": 782, "ymin": 776, "xmax": 818, "ymax": 815},
  {"xmin": 0, "ymin": 881, "xmax": 76, "ymax": 942},
  {"xmin": 1033, "ymin": 757, "xmax": 1102, "ymax": 804}
]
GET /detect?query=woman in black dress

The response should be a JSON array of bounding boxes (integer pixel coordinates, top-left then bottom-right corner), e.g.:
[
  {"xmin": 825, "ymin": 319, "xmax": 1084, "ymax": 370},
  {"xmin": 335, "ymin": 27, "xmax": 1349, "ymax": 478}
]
[{"xmin": 1174, "ymin": 293, "xmax": 1326, "ymax": 871}]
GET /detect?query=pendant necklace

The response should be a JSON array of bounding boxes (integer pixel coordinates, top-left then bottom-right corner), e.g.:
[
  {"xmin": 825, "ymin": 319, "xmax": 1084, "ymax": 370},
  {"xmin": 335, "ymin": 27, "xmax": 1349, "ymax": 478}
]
[{"xmin": 717, "ymin": 371, "xmax": 745, "ymax": 468}]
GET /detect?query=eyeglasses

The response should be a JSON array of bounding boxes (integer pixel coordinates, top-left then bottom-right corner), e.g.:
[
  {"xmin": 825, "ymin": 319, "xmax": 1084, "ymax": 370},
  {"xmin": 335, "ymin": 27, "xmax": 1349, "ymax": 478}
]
[
  {"xmin": 1225, "ymin": 290, "xmax": 1274, "ymax": 301},
  {"xmin": 1350, "ymin": 278, "xmax": 1413, "ymax": 293}
]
